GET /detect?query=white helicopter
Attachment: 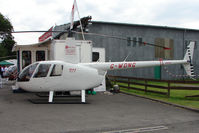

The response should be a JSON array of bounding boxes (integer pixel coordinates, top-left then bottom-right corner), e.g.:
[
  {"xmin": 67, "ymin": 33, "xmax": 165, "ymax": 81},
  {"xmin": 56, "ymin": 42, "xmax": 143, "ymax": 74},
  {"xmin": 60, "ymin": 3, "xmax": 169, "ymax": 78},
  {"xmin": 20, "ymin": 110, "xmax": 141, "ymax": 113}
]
[{"xmin": 16, "ymin": 42, "xmax": 195, "ymax": 103}]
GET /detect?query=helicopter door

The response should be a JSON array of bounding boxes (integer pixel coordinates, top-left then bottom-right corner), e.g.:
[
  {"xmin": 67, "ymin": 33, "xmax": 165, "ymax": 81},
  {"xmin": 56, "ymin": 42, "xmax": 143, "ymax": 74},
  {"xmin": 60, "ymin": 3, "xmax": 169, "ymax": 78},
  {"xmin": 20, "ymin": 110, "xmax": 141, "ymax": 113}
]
[{"xmin": 30, "ymin": 64, "xmax": 51, "ymax": 91}]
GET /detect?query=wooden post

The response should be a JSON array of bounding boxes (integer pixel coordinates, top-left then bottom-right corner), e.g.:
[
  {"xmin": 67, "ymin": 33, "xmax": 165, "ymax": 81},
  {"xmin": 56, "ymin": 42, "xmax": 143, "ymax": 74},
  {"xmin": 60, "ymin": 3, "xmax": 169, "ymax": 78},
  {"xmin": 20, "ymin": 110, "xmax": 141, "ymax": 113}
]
[
  {"xmin": 168, "ymin": 81, "xmax": 170, "ymax": 98},
  {"xmin": 145, "ymin": 80, "xmax": 147, "ymax": 93},
  {"xmin": 128, "ymin": 78, "xmax": 130, "ymax": 90}
]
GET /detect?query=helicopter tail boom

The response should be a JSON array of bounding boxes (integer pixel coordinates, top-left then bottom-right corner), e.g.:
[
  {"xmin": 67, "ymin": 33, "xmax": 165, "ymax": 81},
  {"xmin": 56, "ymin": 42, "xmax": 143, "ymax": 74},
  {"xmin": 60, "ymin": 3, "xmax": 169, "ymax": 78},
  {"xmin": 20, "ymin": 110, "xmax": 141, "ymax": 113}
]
[{"xmin": 82, "ymin": 42, "xmax": 195, "ymax": 78}]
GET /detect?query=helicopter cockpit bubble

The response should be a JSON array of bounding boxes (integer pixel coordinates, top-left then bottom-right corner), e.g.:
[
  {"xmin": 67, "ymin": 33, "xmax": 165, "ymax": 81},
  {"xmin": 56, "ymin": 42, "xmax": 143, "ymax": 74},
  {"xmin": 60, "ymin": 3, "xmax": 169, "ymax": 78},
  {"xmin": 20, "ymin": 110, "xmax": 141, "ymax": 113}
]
[{"xmin": 17, "ymin": 63, "xmax": 38, "ymax": 82}]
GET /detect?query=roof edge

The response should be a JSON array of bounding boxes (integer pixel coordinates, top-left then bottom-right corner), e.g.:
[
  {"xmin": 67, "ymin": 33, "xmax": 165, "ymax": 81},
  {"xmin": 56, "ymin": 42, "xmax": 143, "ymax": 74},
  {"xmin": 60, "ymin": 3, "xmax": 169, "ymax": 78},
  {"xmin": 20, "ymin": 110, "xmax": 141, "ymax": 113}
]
[{"xmin": 91, "ymin": 21, "xmax": 199, "ymax": 31}]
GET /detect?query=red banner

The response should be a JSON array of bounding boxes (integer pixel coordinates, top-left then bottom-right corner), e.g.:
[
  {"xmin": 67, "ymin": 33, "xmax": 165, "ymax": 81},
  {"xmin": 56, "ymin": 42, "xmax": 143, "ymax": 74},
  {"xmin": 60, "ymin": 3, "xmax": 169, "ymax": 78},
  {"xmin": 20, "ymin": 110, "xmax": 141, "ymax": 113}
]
[{"xmin": 38, "ymin": 26, "xmax": 53, "ymax": 42}]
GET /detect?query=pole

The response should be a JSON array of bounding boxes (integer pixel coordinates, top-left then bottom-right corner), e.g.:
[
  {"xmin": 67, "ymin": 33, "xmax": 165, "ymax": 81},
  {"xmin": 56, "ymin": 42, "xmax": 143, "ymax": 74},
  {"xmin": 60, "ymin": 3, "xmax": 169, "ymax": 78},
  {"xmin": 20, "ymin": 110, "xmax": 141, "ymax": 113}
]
[{"xmin": 75, "ymin": 0, "xmax": 85, "ymax": 40}]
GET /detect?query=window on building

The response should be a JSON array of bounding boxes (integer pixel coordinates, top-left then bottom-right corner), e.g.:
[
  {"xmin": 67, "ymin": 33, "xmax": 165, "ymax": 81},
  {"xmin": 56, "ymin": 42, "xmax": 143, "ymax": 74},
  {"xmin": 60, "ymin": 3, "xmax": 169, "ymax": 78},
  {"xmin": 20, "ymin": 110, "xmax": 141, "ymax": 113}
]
[
  {"xmin": 155, "ymin": 38, "xmax": 174, "ymax": 59},
  {"xmin": 138, "ymin": 37, "xmax": 142, "ymax": 46},
  {"xmin": 34, "ymin": 64, "xmax": 51, "ymax": 78},
  {"xmin": 133, "ymin": 37, "xmax": 137, "ymax": 47},
  {"xmin": 22, "ymin": 51, "xmax": 31, "ymax": 69},
  {"xmin": 50, "ymin": 64, "xmax": 63, "ymax": 76},
  {"xmin": 127, "ymin": 37, "xmax": 131, "ymax": 46},
  {"xmin": 36, "ymin": 51, "xmax": 45, "ymax": 61},
  {"xmin": 92, "ymin": 52, "xmax": 100, "ymax": 62}
]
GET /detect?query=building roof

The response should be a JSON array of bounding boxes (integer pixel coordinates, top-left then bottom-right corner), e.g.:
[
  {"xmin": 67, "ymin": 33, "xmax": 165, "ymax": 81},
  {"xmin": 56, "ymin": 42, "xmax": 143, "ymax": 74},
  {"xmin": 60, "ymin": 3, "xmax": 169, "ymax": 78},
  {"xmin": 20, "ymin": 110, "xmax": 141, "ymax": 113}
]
[
  {"xmin": 12, "ymin": 38, "xmax": 52, "ymax": 51},
  {"xmin": 52, "ymin": 19, "xmax": 199, "ymax": 41},
  {"xmin": 91, "ymin": 21, "xmax": 199, "ymax": 32}
]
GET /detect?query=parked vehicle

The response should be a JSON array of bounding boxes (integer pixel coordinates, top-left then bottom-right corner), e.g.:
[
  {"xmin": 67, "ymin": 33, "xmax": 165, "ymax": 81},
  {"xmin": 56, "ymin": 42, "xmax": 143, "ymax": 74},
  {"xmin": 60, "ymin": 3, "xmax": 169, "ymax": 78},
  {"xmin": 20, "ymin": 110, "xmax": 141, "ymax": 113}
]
[{"xmin": 3, "ymin": 65, "xmax": 18, "ymax": 80}]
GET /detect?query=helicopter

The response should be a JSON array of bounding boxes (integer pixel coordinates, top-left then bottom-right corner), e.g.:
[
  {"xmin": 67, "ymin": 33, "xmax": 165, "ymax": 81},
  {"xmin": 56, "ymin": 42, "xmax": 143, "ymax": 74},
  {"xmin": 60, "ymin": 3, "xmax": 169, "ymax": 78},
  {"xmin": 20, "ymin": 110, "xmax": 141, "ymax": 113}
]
[{"xmin": 16, "ymin": 41, "xmax": 195, "ymax": 103}]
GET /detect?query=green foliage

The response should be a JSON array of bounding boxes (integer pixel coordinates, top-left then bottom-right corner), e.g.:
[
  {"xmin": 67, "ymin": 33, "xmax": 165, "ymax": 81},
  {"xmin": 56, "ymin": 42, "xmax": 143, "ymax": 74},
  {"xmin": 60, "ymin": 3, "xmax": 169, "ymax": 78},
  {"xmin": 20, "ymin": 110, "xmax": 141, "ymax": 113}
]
[
  {"xmin": 0, "ymin": 12, "xmax": 16, "ymax": 60},
  {"xmin": 0, "ymin": 13, "xmax": 13, "ymax": 39},
  {"xmin": 0, "ymin": 45, "xmax": 8, "ymax": 57}
]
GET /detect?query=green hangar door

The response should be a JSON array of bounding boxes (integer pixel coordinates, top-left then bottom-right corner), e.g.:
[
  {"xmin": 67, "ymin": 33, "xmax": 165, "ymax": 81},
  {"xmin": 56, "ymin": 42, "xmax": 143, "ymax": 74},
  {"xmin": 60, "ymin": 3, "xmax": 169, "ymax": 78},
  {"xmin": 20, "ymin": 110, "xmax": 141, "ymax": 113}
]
[
  {"xmin": 154, "ymin": 38, "xmax": 174, "ymax": 80},
  {"xmin": 154, "ymin": 66, "xmax": 161, "ymax": 79}
]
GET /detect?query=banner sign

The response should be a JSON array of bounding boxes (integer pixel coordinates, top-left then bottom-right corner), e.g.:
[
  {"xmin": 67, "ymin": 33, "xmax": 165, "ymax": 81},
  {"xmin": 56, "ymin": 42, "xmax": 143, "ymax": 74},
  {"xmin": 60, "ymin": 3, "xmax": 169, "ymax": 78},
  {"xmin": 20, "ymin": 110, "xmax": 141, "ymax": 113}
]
[{"xmin": 38, "ymin": 26, "xmax": 53, "ymax": 42}]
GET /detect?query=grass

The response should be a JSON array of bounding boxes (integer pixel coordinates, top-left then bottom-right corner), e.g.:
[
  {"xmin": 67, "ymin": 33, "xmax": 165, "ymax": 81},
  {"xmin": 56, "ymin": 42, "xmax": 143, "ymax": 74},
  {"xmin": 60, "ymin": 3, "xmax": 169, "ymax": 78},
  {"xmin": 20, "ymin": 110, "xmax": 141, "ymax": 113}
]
[{"xmin": 112, "ymin": 80, "xmax": 199, "ymax": 109}]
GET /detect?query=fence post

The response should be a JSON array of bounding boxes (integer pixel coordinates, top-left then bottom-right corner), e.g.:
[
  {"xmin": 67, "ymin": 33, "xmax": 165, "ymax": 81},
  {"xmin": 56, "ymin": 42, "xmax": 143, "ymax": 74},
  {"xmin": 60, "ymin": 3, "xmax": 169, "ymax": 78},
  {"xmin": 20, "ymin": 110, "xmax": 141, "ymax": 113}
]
[
  {"xmin": 128, "ymin": 78, "xmax": 130, "ymax": 90},
  {"xmin": 114, "ymin": 76, "xmax": 116, "ymax": 85},
  {"xmin": 167, "ymin": 81, "xmax": 170, "ymax": 98},
  {"xmin": 145, "ymin": 80, "xmax": 147, "ymax": 93}
]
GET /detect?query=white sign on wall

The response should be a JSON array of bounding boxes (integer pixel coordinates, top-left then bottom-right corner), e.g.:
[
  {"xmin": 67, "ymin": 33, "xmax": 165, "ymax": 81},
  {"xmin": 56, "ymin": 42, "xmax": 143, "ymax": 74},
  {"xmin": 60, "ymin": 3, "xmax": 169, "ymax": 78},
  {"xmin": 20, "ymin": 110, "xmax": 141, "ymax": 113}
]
[{"xmin": 65, "ymin": 45, "xmax": 76, "ymax": 55}]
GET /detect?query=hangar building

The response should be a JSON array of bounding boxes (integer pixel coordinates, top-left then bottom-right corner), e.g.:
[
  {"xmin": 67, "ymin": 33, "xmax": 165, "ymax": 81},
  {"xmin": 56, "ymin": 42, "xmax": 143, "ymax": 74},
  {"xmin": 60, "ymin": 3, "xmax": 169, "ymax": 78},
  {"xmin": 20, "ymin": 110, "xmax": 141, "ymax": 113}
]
[{"xmin": 53, "ymin": 18, "xmax": 199, "ymax": 80}]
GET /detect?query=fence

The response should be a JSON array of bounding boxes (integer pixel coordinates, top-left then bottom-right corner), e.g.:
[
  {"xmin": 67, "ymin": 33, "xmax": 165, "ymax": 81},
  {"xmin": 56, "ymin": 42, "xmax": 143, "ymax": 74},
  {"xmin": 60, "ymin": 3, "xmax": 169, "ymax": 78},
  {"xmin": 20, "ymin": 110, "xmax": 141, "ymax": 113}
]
[{"xmin": 108, "ymin": 75, "xmax": 199, "ymax": 97}]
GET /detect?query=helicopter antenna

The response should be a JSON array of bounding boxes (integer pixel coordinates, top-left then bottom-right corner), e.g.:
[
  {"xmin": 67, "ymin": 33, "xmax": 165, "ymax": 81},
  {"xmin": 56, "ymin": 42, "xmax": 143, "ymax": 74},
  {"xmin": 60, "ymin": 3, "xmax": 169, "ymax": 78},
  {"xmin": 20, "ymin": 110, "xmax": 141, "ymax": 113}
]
[{"xmin": 123, "ymin": 53, "xmax": 131, "ymax": 62}]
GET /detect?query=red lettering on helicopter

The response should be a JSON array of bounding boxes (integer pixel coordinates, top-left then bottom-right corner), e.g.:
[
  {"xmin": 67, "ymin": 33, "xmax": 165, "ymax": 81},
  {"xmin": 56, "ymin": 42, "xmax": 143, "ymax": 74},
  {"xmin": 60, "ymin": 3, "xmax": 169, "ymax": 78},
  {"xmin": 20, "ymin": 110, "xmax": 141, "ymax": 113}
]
[
  {"xmin": 128, "ymin": 63, "xmax": 132, "ymax": 68},
  {"xmin": 165, "ymin": 62, "xmax": 171, "ymax": 65},
  {"xmin": 132, "ymin": 63, "xmax": 136, "ymax": 68},
  {"xmin": 118, "ymin": 64, "xmax": 123, "ymax": 68},
  {"xmin": 110, "ymin": 64, "xmax": 114, "ymax": 70},
  {"xmin": 110, "ymin": 63, "xmax": 136, "ymax": 69},
  {"xmin": 124, "ymin": 63, "xmax": 127, "ymax": 68},
  {"xmin": 69, "ymin": 68, "xmax": 76, "ymax": 73}
]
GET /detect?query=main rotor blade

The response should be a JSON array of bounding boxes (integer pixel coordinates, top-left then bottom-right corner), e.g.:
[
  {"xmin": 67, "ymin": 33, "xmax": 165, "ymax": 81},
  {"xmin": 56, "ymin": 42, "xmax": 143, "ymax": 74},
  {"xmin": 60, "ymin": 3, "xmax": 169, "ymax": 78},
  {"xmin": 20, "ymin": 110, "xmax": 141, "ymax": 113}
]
[{"xmin": 1, "ymin": 30, "xmax": 171, "ymax": 50}]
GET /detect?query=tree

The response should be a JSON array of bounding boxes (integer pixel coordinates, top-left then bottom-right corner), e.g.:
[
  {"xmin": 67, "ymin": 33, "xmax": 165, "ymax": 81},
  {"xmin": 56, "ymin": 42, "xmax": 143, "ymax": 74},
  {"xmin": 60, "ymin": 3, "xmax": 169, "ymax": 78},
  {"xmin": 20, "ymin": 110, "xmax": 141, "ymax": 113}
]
[{"xmin": 0, "ymin": 12, "xmax": 16, "ymax": 60}]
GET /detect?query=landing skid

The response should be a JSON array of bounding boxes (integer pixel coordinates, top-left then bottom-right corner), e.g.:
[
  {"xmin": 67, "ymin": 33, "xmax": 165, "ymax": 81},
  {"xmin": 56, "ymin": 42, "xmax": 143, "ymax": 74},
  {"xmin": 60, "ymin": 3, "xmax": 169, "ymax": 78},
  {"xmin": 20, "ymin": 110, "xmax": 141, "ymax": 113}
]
[
  {"xmin": 36, "ymin": 92, "xmax": 81, "ymax": 98},
  {"xmin": 29, "ymin": 90, "xmax": 87, "ymax": 104},
  {"xmin": 28, "ymin": 98, "xmax": 88, "ymax": 104}
]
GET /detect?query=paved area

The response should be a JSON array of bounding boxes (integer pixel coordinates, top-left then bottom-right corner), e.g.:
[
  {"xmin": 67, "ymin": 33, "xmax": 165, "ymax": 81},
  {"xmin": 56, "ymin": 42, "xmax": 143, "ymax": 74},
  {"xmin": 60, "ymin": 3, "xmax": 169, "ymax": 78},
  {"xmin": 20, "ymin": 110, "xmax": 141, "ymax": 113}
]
[{"xmin": 0, "ymin": 84, "xmax": 199, "ymax": 133}]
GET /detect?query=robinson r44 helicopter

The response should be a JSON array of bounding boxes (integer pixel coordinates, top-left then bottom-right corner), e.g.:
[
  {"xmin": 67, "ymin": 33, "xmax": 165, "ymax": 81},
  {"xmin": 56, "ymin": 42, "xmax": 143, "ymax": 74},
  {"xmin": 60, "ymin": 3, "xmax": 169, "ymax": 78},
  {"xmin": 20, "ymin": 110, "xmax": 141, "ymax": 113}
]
[{"xmin": 16, "ymin": 42, "xmax": 195, "ymax": 103}]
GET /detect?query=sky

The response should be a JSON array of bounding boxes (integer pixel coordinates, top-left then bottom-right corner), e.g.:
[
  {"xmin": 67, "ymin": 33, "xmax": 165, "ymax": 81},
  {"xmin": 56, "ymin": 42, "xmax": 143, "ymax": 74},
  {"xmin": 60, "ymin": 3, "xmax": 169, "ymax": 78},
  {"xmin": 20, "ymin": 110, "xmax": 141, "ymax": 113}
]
[{"xmin": 1, "ymin": 0, "xmax": 199, "ymax": 44}]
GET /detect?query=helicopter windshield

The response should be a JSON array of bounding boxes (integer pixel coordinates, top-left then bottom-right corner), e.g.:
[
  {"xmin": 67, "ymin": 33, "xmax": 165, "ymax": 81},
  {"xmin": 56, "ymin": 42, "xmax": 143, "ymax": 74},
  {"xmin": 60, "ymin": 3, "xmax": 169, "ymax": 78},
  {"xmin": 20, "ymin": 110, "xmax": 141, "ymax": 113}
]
[
  {"xmin": 17, "ymin": 63, "xmax": 38, "ymax": 82},
  {"xmin": 33, "ymin": 64, "xmax": 51, "ymax": 78}
]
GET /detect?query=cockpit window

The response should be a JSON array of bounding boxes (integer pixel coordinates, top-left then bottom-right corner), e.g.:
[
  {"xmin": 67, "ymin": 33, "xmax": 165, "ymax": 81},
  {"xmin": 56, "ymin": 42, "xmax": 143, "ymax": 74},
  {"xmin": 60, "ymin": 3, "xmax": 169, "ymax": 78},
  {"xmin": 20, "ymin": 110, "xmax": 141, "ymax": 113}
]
[
  {"xmin": 50, "ymin": 64, "xmax": 63, "ymax": 76},
  {"xmin": 17, "ymin": 63, "xmax": 38, "ymax": 82},
  {"xmin": 33, "ymin": 64, "xmax": 51, "ymax": 78}
]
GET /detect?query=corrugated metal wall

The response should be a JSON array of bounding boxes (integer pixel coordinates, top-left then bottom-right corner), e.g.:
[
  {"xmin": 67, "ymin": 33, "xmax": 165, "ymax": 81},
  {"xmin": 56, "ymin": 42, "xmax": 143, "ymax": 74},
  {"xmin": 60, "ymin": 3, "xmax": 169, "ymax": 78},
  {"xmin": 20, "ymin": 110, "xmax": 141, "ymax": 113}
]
[
  {"xmin": 57, "ymin": 22, "xmax": 199, "ymax": 80},
  {"xmin": 85, "ymin": 22, "xmax": 199, "ymax": 80}
]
